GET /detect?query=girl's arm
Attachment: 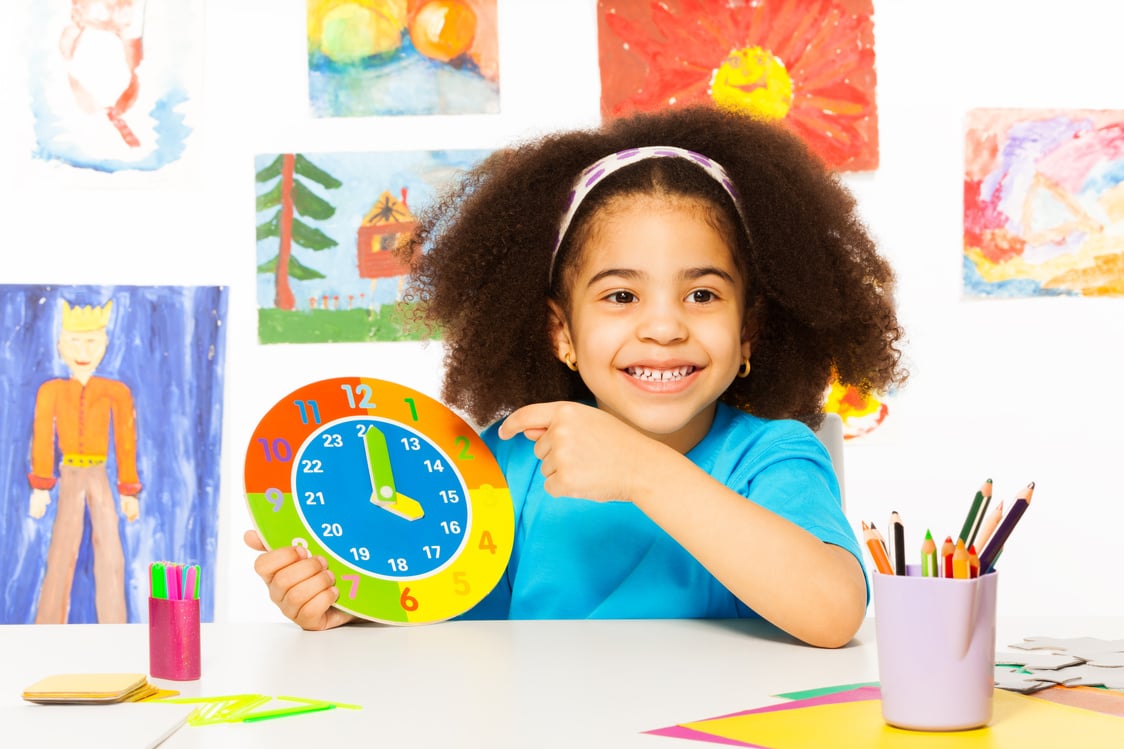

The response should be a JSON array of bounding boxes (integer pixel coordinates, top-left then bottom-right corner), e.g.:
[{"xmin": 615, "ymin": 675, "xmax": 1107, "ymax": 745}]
[
  {"xmin": 499, "ymin": 402, "xmax": 866, "ymax": 648},
  {"xmin": 628, "ymin": 450, "xmax": 867, "ymax": 648}
]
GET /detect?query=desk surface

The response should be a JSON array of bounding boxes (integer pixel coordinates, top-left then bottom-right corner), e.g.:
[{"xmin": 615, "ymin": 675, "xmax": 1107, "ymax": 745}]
[{"xmin": 3, "ymin": 617, "xmax": 1123, "ymax": 748}]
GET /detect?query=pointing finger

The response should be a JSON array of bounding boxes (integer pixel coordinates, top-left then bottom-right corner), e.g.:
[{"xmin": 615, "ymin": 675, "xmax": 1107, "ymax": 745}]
[{"xmin": 498, "ymin": 402, "xmax": 560, "ymax": 440}]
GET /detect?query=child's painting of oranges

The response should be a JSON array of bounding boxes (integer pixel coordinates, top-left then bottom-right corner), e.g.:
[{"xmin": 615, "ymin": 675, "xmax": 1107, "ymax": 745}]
[{"xmin": 307, "ymin": 0, "xmax": 499, "ymax": 117}]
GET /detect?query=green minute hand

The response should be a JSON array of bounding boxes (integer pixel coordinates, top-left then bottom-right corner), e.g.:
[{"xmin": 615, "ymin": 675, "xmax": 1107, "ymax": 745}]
[{"xmin": 364, "ymin": 426, "xmax": 424, "ymax": 521}]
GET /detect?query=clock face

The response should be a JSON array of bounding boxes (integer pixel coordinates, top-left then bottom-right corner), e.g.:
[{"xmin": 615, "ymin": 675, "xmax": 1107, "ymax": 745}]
[{"xmin": 244, "ymin": 377, "xmax": 514, "ymax": 624}]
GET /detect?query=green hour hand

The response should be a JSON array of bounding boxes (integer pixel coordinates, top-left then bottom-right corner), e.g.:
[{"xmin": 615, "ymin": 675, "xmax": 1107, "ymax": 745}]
[{"xmin": 364, "ymin": 426, "xmax": 424, "ymax": 521}]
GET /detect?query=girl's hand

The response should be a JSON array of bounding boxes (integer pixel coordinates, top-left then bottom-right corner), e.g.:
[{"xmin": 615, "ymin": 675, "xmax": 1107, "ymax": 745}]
[
  {"xmin": 498, "ymin": 401, "xmax": 661, "ymax": 503},
  {"xmin": 243, "ymin": 530, "xmax": 355, "ymax": 631}
]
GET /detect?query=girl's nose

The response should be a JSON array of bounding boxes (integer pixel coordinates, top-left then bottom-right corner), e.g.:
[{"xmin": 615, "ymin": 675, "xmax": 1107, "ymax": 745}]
[{"xmin": 637, "ymin": 302, "xmax": 688, "ymax": 344}]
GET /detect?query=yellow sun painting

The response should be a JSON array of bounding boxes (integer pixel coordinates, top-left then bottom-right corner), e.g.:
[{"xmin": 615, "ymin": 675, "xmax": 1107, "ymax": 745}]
[{"xmin": 598, "ymin": 0, "xmax": 879, "ymax": 171}]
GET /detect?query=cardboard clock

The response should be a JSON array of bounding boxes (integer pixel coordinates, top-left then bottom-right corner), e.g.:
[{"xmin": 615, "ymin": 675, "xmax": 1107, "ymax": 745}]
[{"xmin": 244, "ymin": 377, "xmax": 514, "ymax": 624}]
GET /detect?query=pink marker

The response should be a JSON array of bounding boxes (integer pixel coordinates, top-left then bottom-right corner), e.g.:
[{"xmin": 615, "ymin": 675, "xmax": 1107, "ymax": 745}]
[
  {"xmin": 184, "ymin": 565, "xmax": 198, "ymax": 600},
  {"xmin": 166, "ymin": 563, "xmax": 181, "ymax": 600}
]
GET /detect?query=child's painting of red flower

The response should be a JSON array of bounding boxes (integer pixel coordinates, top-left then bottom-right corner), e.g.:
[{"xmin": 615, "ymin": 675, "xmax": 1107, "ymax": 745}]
[{"xmin": 598, "ymin": 0, "xmax": 879, "ymax": 172}]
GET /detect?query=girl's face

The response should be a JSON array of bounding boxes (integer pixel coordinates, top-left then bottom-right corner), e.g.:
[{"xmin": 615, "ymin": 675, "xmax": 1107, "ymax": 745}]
[{"xmin": 551, "ymin": 194, "xmax": 751, "ymax": 453}]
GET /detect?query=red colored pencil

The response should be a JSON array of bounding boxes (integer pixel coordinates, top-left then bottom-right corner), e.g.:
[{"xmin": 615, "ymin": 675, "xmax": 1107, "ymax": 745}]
[
  {"xmin": 941, "ymin": 535, "xmax": 955, "ymax": 578},
  {"xmin": 967, "ymin": 544, "xmax": 980, "ymax": 578}
]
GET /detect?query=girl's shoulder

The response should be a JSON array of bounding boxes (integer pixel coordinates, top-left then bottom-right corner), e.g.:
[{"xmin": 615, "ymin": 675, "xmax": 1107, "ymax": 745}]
[
  {"xmin": 479, "ymin": 418, "xmax": 536, "ymax": 475},
  {"xmin": 693, "ymin": 403, "xmax": 831, "ymax": 479},
  {"xmin": 704, "ymin": 402, "xmax": 821, "ymax": 448},
  {"xmin": 480, "ymin": 419, "xmax": 504, "ymax": 456}
]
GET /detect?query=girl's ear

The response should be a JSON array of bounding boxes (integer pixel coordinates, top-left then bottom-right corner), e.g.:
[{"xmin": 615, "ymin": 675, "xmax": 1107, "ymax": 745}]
[
  {"xmin": 741, "ymin": 298, "xmax": 763, "ymax": 356},
  {"xmin": 547, "ymin": 299, "xmax": 574, "ymax": 364}
]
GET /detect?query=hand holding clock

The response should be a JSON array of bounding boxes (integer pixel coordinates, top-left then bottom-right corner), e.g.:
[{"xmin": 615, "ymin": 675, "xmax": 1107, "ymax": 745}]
[{"xmin": 244, "ymin": 530, "xmax": 355, "ymax": 631}]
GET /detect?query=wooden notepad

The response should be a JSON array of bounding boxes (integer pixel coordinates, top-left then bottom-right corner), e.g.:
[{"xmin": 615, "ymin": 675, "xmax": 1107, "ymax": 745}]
[{"xmin": 22, "ymin": 673, "xmax": 159, "ymax": 704}]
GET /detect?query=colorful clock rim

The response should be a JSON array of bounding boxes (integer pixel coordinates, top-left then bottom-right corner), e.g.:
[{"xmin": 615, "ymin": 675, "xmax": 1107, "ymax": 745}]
[{"xmin": 244, "ymin": 377, "xmax": 514, "ymax": 624}]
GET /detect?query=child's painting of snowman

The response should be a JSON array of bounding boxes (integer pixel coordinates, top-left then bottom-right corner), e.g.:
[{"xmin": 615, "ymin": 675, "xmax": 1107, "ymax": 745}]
[{"xmin": 25, "ymin": 0, "xmax": 201, "ymax": 176}]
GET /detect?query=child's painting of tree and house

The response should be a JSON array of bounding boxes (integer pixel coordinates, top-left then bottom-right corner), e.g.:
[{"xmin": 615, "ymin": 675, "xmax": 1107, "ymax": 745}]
[
  {"xmin": 255, "ymin": 149, "xmax": 491, "ymax": 344},
  {"xmin": 307, "ymin": 0, "xmax": 499, "ymax": 117}
]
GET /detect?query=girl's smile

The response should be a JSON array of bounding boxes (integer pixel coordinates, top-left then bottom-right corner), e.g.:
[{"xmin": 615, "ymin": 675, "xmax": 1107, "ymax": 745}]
[{"xmin": 625, "ymin": 363, "xmax": 697, "ymax": 384}]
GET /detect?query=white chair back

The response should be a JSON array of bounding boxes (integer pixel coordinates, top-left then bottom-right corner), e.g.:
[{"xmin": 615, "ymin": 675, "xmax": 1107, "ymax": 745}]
[{"xmin": 814, "ymin": 412, "xmax": 846, "ymax": 510}]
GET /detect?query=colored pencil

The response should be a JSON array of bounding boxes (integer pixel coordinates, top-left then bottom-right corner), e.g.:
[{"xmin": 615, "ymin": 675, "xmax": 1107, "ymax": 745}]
[
  {"xmin": 920, "ymin": 529, "xmax": 938, "ymax": 577},
  {"xmin": 952, "ymin": 538, "xmax": 970, "ymax": 579},
  {"xmin": 965, "ymin": 479, "xmax": 993, "ymax": 547},
  {"xmin": 862, "ymin": 521, "xmax": 894, "ymax": 575},
  {"xmin": 870, "ymin": 522, "xmax": 891, "ymax": 557},
  {"xmin": 941, "ymin": 536, "xmax": 955, "ymax": 578},
  {"xmin": 890, "ymin": 511, "xmax": 906, "ymax": 576},
  {"xmin": 978, "ymin": 482, "xmax": 1035, "ymax": 573},
  {"xmin": 967, "ymin": 544, "xmax": 980, "ymax": 578},
  {"xmin": 973, "ymin": 499, "xmax": 1003, "ymax": 550},
  {"xmin": 958, "ymin": 479, "xmax": 991, "ymax": 544}
]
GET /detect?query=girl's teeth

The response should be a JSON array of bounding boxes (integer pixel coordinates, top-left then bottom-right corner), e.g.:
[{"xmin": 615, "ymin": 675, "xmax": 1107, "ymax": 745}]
[{"xmin": 629, "ymin": 366, "xmax": 694, "ymax": 381}]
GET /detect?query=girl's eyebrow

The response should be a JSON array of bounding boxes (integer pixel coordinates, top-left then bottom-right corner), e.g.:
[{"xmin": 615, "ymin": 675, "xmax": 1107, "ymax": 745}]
[
  {"xmin": 586, "ymin": 266, "xmax": 736, "ymax": 287},
  {"xmin": 586, "ymin": 267, "xmax": 643, "ymax": 286},
  {"xmin": 682, "ymin": 266, "xmax": 737, "ymax": 285}
]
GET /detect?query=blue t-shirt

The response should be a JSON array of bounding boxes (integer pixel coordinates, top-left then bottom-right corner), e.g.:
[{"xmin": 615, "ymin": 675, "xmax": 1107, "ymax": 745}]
[{"xmin": 465, "ymin": 402, "xmax": 866, "ymax": 619}]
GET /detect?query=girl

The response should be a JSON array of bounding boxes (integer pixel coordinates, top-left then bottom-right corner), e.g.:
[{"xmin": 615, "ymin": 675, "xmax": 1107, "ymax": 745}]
[{"xmin": 246, "ymin": 105, "xmax": 907, "ymax": 647}]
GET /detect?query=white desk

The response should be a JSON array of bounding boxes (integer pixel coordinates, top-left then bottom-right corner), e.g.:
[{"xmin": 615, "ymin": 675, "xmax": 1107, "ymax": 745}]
[{"xmin": 3, "ymin": 617, "xmax": 1122, "ymax": 748}]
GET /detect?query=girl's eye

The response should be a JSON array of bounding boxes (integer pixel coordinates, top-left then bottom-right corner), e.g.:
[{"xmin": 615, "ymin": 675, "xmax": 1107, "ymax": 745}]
[
  {"xmin": 607, "ymin": 290, "xmax": 636, "ymax": 304},
  {"xmin": 689, "ymin": 289, "xmax": 716, "ymax": 303}
]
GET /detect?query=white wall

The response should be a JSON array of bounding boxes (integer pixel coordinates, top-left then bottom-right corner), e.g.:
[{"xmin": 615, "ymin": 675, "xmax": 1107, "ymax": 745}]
[{"xmin": 4, "ymin": 0, "xmax": 1121, "ymax": 623}]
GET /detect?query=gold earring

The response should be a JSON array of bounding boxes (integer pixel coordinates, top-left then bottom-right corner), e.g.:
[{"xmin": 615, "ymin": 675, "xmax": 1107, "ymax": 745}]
[
  {"xmin": 738, "ymin": 358, "xmax": 751, "ymax": 378},
  {"xmin": 563, "ymin": 353, "xmax": 578, "ymax": 372}
]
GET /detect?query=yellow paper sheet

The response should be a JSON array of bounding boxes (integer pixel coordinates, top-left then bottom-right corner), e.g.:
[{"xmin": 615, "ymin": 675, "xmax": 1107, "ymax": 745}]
[{"xmin": 683, "ymin": 689, "xmax": 1124, "ymax": 748}]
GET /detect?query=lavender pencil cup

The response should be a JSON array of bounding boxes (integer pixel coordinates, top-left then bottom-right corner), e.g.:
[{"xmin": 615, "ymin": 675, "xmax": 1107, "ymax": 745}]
[
  {"xmin": 148, "ymin": 597, "xmax": 201, "ymax": 681},
  {"xmin": 872, "ymin": 565, "xmax": 998, "ymax": 731}
]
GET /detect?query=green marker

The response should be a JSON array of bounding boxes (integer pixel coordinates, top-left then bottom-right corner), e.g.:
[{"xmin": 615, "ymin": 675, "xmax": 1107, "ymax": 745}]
[
  {"xmin": 242, "ymin": 704, "xmax": 336, "ymax": 723},
  {"xmin": 150, "ymin": 562, "xmax": 167, "ymax": 599}
]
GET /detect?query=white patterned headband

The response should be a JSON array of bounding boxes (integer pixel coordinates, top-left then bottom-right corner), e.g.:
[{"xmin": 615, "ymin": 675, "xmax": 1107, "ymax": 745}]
[{"xmin": 549, "ymin": 146, "xmax": 749, "ymax": 281}]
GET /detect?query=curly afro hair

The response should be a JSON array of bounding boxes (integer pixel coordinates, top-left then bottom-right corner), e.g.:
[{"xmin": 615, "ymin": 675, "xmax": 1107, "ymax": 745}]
[{"xmin": 399, "ymin": 105, "xmax": 906, "ymax": 429}]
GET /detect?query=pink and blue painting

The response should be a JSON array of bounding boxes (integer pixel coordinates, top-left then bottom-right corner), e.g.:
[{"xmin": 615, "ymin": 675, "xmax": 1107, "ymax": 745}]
[
  {"xmin": 307, "ymin": 0, "xmax": 499, "ymax": 117},
  {"xmin": 0, "ymin": 284, "xmax": 228, "ymax": 624},
  {"xmin": 965, "ymin": 108, "xmax": 1124, "ymax": 298},
  {"xmin": 255, "ymin": 148, "xmax": 491, "ymax": 343},
  {"xmin": 26, "ymin": 0, "xmax": 200, "ymax": 173}
]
